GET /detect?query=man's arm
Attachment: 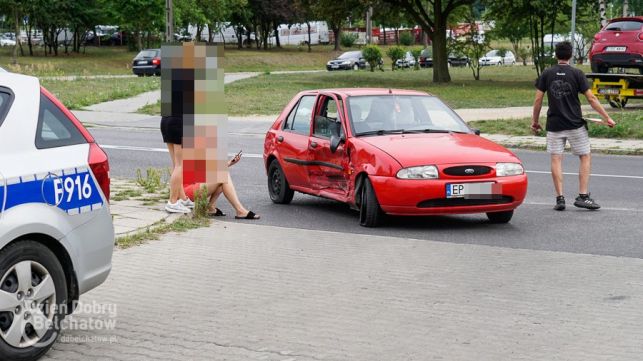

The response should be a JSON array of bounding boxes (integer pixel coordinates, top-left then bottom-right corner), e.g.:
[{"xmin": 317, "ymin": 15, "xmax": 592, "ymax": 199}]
[
  {"xmin": 583, "ymin": 89, "xmax": 616, "ymax": 127},
  {"xmin": 531, "ymin": 90, "xmax": 545, "ymax": 134}
]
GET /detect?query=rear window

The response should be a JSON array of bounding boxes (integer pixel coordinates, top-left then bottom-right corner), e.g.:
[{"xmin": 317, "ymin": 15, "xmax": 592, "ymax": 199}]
[
  {"xmin": 605, "ymin": 21, "xmax": 642, "ymax": 31},
  {"xmin": 135, "ymin": 50, "xmax": 158, "ymax": 59},
  {"xmin": 35, "ymin": 93, "xmax": 86, "ymax": 149},
  {"xmin": 0, "ymin": 88, "xmax": 13, "ymax": 127}
]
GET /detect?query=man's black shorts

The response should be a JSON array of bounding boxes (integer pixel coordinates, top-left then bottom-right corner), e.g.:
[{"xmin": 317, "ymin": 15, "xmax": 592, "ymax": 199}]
[{"xmin": 160, "ymin": 116, "xmax": 182, "ymax": 145}]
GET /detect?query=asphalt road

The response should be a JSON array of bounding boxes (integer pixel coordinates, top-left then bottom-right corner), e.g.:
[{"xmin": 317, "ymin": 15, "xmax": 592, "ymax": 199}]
[{"xmin": 90, "ymin": 120, "xmax": 643, "ymax": 258}]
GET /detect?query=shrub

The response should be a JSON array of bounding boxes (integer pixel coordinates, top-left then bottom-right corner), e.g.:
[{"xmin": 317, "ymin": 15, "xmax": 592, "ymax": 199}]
[
  {"xmin": 362, "ymin": 45, "xmax": 383, "ymax": 72},
  {"xmin": 410, "ymin": 47, "xmax": 422, "ymax": 70},
  {"xmin": 340, "ymin": 32, "xmax": 358, "ymax": 48},
  {"xmin": 399, "ymin": 32, "xmax": 413, "ymax": 46},
  {"xmin": 386, "ymin": 46, "xmax": 406, "ymax": 71}
]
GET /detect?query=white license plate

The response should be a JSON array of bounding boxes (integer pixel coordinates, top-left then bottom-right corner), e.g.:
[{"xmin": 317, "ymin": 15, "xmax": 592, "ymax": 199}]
[
  {"xmin": 598, "ymin": 88, "xmax": 620, "ymax": 95},
  {"xmin": 331, "ymin": 65, "xmax": 339, "ymax": 69},
  {"xmin": 446, "ymin": 182, "xmax": 495, "ymax": 198},
  {"xmin": 137, "ymin": 60, "xmax": 149, "ymax": 65},
  {"xmin": 605, "ymin": 46, "xmax": 626, "ymax": 52}
]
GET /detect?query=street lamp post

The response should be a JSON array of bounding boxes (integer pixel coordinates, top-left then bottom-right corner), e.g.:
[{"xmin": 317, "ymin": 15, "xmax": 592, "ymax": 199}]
[
  {"xmin": 166, "ymin": 0, "xmax": 174, "ymax": 42},
  {"xmin": 570, "ymin": 0, "xmax": 577, "ymax": 63}
]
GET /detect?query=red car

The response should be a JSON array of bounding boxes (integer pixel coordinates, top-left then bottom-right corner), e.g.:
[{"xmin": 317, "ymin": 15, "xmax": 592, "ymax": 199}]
[
  {"xmin": 263, "ymin": 89, "xmax": 528, "ymax": 227},
  {"xmin": 590, "ymin": 16, "xmax": 643, "ymax": 74}
]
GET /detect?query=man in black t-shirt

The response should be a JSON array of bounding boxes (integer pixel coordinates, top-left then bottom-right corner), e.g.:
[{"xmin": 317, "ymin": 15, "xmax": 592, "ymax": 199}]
[{"xmin": 531, "ymin": 41, "xmax": 615, "ymax": 211}]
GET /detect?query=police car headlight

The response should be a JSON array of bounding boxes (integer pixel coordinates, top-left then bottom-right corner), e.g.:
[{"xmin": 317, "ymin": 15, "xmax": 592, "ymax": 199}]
[
  {"xmin": 397, "ymin": 165, "xmax": 439, "ymax": 179},
  {"xmin": 496, "ymin": 162, "xmax": 524, "ymax": 176}
]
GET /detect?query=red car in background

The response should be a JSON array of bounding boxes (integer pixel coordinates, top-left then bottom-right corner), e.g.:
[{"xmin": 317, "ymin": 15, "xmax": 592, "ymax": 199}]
[
  {"xmin": 263, "ymin": 89, "xmax": 528, "ymax": 227},
  {"xmin": 590, "ymin": 16, "xmax": 643, "ymax": 74}
]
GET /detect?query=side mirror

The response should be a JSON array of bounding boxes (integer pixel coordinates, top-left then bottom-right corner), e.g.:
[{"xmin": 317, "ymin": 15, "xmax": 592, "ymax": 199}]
[
  {"xmin": 330, "ymin": 134, "xmax": 344, "ymax": 153},
  {"xmin": 473, "ymin": 128, "xmax": 481, "ymax": 136}
]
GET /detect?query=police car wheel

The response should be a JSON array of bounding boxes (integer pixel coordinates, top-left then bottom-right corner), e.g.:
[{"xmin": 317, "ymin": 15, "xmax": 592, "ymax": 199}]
[{"xmin": 0, "ymin": 241, "xmax": 67, "ymax": 361}]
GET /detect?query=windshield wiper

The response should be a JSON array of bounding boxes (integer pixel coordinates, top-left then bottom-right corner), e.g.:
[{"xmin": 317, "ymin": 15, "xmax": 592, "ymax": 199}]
[
  {"xmin": 401, "ymin": 128, "xmax": 452, "ymax": 134},
  {"xmin": 357, "ymin": 129, "xmax": 406, "ymax": 136}
]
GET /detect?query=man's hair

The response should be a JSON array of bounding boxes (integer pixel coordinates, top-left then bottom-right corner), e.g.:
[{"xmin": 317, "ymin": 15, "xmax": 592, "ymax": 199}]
[{"xmin": 555, "ymin": 41, "xmax": 573, "ymax": 60}]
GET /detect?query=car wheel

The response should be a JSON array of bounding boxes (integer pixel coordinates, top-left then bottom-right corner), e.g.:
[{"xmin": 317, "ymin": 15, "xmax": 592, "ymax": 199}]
[
  {"xmin": 0, "ymin": 241, "xmax": 67, "ymax": 361},
  {"xmin": 352, "ymin": 63, "xmax": 359, "ymax": 71},
  {"xmin": 608, "ymin": 97, "xmax": 628, "ymax": 108},
  {"xmin": 591, "ymin": 62, "xmax": 609, "ymax": 73},
  {"xmin": 268, "ymin": 160, "xmax": 294, "ymax": 204},
  {"xmin": 359, "ymin": 178, "xmax": 383, "ymax": 227},
  {"xmin": 486, "ymin": 210, "xmax": 514, "ymax": 224}
]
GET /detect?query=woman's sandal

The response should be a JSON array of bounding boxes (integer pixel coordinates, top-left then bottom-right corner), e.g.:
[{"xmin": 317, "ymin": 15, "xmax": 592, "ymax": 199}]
[
  {"xmin": 207, "ymin": 208, "xmax": 226, "ymax": 217},
  {"xmin": 235, "ymin": 211, "xmax": 260, "ymax": 220}
]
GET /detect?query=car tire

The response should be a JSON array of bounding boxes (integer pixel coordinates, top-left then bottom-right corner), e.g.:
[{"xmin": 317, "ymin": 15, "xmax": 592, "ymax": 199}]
[
  {"xmin": 268, "ymin": 160, "xmax": 294, "ymax": 204},
  {"xmin": 486, "ymin": 210, "xmax": 514, "ymax": 224},
  {"xmin": 0, "ymin": 241, "xmax": 67, "ymax": 361},
  {"xmin": 359, "ymin": 178, "xmax": 383, "ymax": 227},
  {"xmin": 591, "ymin": 61, "xmax": 609, "ymax": 73},
  {"xmin": 608, "ymin": 97, "xmax": 628, "ymax": 108},
  {"xmin": 352, "ymin": 63, "xmax": 359, "ymax": 71}
]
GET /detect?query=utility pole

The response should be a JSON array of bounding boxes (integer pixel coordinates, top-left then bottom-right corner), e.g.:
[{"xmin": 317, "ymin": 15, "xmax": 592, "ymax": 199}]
[
  {"xmin": 570, "ymin": 0, "xmax": 577, "ymax": 63},
  {"xmin": 165, "ymin": 0, "xmax": 174, "ymax": 42}
]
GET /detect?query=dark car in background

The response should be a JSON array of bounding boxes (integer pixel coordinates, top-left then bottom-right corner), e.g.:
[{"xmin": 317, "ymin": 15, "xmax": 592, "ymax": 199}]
[
  {"xmin": 589, "ymin": 16, "xmax": 643, "ymax": 74},
  {"xmin": 419, "ymin": 48, "xmax": 433, "ymax": 68},
  {"xmin": 132, "ymin": 49, "xmax": 161, "ymax": 76},
  {"xmin": 327, "ymin": 51, "xmax": 366, "ymax": 71},
  {"xmin": 448, "ymin": 54, "xmax": 470, "ymax": 67}
]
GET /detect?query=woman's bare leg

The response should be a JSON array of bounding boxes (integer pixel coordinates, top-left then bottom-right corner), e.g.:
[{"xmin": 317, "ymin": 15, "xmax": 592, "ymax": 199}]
[
  {"xmin": 220, "ymin": 174, "xmax": 250, "ymax": 217},
  {"xmin": 168, "ymin": 143, "xmax": 186, "ymax": 203}
]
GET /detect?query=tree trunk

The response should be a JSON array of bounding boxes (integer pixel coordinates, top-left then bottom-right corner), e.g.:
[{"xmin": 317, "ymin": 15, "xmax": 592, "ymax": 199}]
[
  {"xmin": 306, "ymin": 22, "xmax": 311, "ymax": 52},
  {"xmin": 598, "ymin": 0, "xmax": 607, "ymax": 27},
  {"xmin": 273, "ymin": 22, "xmax": 281, "ymax": 48},
  {"xmin": 137, "ymin": 29, "xmax": 143, "ymax": 51},
  {"xmin": 237, "ymin": 26, "xmax": 243, "ymax": 49},
  {"xmin": 333, "ymin": 26, "xmax": 341, "ymax": 51},
  {"xmin": 12, "ymin": 7, "xmax": 20, "ymax": 64},
  {"xmin": 394, "ymin": 27, "xmax": 399, "ymax": 45},
  {"xmin": 382, "ymin": 27, "xmax": 387, "ymax": 45},
  {"xmin": 432, "ymin": 9, "xmax": 451, "ymax": 83}
]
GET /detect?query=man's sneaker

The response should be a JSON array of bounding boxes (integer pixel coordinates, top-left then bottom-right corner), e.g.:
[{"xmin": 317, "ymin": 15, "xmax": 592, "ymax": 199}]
[
  {"xmin": 574, "ymin": 193, "xmax": 601, "ymax": 210},
  {"xmin": 554, "ymin": 195, "xmax": 566, "ymax": 211},
  {"xmin": 165, "ymin": 200, "xmax": 191, "ymax": 214},
  {"xmin": 181, "ymin": 198, "xmax": 195, "ymax": 209}
]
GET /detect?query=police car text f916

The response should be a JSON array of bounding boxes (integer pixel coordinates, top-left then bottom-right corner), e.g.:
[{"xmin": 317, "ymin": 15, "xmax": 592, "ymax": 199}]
[{"xmin": 0, "ymin": 72, "xmax": 114, "ymax": 360}]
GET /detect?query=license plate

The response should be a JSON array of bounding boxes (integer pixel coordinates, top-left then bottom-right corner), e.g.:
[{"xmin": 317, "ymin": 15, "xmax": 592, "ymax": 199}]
[
  {"xmin": 331, "ymin": 65, "xmax": 339, "ymax": 69},
  {"xmin": 446, "ymin": 182, "xmax": 495, "ymax": 198},
  {"xmin": 598, "ymin": 88, "xmax": 620, "ymax": 95},
  {"xmin": 137, "ymin": 60, "xmax": 149, "ymax": 65},
  {"xmin": 605, "ymin": 46, "xmax": 626, "ymax": 52}
]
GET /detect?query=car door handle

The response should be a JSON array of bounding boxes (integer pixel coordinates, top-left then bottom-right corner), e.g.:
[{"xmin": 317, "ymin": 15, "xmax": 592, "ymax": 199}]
[
  {"xmin": 310, "ymin": 142, "xmax": 318, "ymax": 149},
  {"xmin": 277, "ymin": 136, "xmax": 284, "ymax": 142}
]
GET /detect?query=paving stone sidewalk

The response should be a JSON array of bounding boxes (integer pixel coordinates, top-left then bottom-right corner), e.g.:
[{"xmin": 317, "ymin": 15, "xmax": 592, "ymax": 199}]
[{"xmin": 42, "ymin": 221, "xmax": 643, "ymax": 361}]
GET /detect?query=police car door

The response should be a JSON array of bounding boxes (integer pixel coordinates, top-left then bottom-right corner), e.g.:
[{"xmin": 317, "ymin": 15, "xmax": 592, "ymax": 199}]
[{"xmin": 0, "ymin": 74, "xmax": 104, "ymax": 234}]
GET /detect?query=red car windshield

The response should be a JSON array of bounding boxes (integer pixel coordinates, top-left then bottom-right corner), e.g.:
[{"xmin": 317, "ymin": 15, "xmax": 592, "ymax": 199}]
[
  {"xmin": 605, "ymin": 20, "xmax": 642, "ymax": 31},
  {"xmin": 347, "ymin": 95, "xmax": 471, "ymax": 135}
]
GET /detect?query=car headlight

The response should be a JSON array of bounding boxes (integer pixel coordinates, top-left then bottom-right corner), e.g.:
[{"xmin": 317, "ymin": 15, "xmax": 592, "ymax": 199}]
[
  {"xmin": 397, "ymin": 165, "xmax": 439, "ymax": 179},
  {"xmin": 342, "ymin": 60, "xmax": 351, "ymax": 65},
  {"xmin": 496, "ymin": 162, "xmax": 524, "ymax": 176}
]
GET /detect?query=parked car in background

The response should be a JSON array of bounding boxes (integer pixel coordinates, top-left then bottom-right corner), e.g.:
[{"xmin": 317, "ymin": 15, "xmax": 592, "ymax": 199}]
[
  {"xmin": 263, "ymin": 88, "xmax": 528, "ymax": 227},
  {"xmin": 590, "ymin": 16, "xmax": 643, "ymax": 74},
  {"xmin": 479, "ymin": 50, "xmax": 516, "ymax": 66},
  {"xmin": 0, "ymin": 33, "xmax": 15, "ymax": 47},
  {"xmin": 0, "ymin": 71, "xmax": 114, "ymax": 361},
  {"xmin": 448, "ymin": 54, "xmax": 470, "ymax": 67},
  {"xmin": 326, "ymin": 51, "xmax": 366, "ymax": 71},
  {"xmin": 419, "ymin": 48, "xmax": 433, "ymax": 68},
  {"xmin": 132, "ymin": 49, "xmax": 161, "ymax": 77},
  {"xmin": 395, "ymin": 51, "xmax": 417, "ymax": 68}
]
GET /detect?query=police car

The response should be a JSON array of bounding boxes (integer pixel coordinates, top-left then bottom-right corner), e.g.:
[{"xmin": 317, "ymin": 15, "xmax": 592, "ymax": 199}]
[{"xmin": 0, "ymin": 72, "xmax": 114, "ymax": 360}]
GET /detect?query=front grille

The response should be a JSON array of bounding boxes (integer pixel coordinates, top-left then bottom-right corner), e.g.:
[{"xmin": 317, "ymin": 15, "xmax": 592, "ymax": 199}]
[
  {"xmin": 443, "ymin": 165, "xmax": 492, "ymax": 176},
  {"xmin": 417, "ymin": 196, "xmax": 513, "ymax": 208}
]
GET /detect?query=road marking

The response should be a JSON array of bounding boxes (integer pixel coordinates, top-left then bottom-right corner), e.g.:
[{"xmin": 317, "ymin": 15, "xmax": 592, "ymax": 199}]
[
  {"xmin": 526, "ymin": 170, "xmax": 643, "ymax": 180},
  {"xmin": 100, "ymin": 145, "xmax": 643, "ymax": 179},
  {"xmin": 101, "ymin": 145, "xmax": 264, "ymax": 158},
  {"xmin": 523, "ymin": 201, "xmax": 643, "ymax": 212}
]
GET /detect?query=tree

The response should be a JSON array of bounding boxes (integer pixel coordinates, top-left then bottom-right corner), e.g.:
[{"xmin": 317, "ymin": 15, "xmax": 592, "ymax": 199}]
[
  {"xmin": 386, "ymin": 46, "xmax": 405, "ymax": 71},
  {"xmin": 489, "ymin": 15, "xmax": 529, "ymax": 65},
  {"xmin": 383, "ymin": 0, "xmax": 477, "ymax": 83},
  {"xmin": 362, "ymin": 44, "xmax": 383, "ymax": 72},
  {"xmin": 448, "ymin": 11, "xmax": 489, "ymax": 80},
  {"xmin": 410, "ymin": 47, "xmax": 422, "ymax": 70},
  {"xmin": 113, "ymin": 0, "xmax": 164, "ymax": 51},
  {"xmin": 313, "ymin": 0, "xmax": 364, "ymax": 51}
]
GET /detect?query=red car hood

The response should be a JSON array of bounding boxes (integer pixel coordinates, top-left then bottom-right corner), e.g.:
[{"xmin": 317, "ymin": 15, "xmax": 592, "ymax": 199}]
[{"xmin": 360, "ymin": 133, "xmax": 520, "ymax": 167}]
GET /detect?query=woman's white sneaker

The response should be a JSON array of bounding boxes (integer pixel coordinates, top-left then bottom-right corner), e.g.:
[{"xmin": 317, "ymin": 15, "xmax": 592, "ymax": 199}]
[
  {"xmin": 181, "ymin": 198, "xmax": 195, "ymax": 209},
  {"xmin": 165, "ymin": 200, "xmax": 191, "ymax": 213}
]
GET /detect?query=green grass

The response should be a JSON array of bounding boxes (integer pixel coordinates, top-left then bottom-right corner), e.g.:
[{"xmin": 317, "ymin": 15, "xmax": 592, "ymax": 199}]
[
  {"xmin": 117, "ymin": 216, "xmax": 210, "ymax": 249},
  {"xmin": 41, "ymin": 77, "xmax": 160, "ymax": 109},
  {"xmin": 470, "ymin": 110, "xmax": 643, "ymax": 139}
]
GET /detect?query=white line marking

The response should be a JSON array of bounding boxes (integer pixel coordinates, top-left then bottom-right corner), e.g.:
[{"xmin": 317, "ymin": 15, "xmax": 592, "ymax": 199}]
[
  {"xmin": 101, "ymin": 145, "xmax": 264, "ymax": 158},
  {"xmin": 523, "ymin": 201, "xmax": 643, "ymax": 212},
  {"xmin": 101, "ymin": 145, "xmax": 643, "ymax": 179},
  {"xmin": 526, "ymin": 170, "xmax": 643, "ymax": 180}
]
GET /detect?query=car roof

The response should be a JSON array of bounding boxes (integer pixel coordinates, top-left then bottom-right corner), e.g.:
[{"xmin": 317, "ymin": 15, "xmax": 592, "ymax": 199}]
[
  {"xmin": 607, "ymin": 16, "xmax": 643, "ymax": 23},
  {"xmin": 300, "ymin": 88, "xmax": 432, "ymax": 97}
]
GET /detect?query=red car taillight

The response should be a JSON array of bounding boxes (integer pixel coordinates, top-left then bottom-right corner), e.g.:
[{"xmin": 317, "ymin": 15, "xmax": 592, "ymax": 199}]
[
  {"xmin": 638, "ymin": 32, "xmax": 643, "ymax": 41},
  {"xmin": 152, "ymin": 57, "xmax": 161, "ymax": 66},
  {"xmin": 594, "ymin": 33, "xmax": 601, "ymax": 41},
  {"xmin": 89, "ymin": 143, "xmax": 110, "ymax": 201}
]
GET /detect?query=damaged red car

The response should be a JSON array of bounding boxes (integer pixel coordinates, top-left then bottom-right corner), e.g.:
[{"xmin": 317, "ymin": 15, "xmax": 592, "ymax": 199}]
[{"xmin": 263, "ymin": 88, "xmax": 528, "ymax": 227}]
